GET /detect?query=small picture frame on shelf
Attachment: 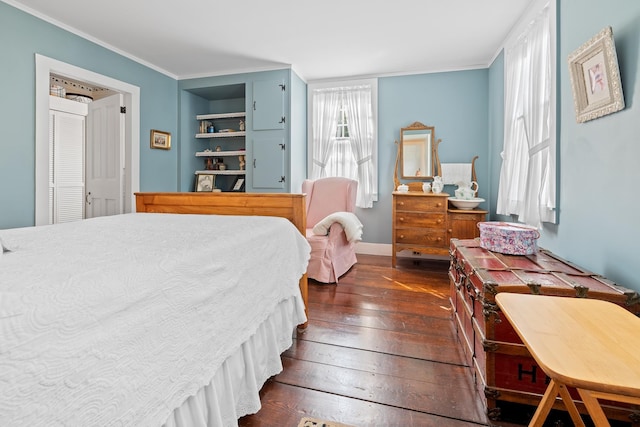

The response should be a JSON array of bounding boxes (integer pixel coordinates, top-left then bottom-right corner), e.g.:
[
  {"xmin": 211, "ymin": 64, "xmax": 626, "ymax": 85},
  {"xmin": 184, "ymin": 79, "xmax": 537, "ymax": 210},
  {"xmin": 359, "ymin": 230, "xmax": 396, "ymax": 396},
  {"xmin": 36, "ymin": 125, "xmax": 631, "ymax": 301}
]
[
  {"xmin": 150, "ymin": 129, "xmax": 171, "ymax": 150},
  {"xmin": 231, "ymin": 177, "xmax": 245, "ymax": 192},
  {"xmin": 195, "ymin": 173, "xmax": 215, "ymax": 192}
]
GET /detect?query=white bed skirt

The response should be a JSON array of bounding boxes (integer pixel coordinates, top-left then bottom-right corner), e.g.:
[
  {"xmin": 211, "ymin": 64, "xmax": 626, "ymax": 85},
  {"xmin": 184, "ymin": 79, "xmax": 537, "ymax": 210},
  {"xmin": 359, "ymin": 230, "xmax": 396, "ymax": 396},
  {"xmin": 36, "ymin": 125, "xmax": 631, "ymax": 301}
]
[{"xmin": 163, "ymin": 294, "xmax": 305, "ymax": 427}]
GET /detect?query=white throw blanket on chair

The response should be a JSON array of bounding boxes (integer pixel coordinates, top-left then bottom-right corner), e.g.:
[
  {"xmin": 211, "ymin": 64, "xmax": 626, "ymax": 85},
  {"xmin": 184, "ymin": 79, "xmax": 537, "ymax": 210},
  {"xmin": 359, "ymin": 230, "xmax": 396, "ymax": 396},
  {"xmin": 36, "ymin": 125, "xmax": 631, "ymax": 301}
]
[{"xmin": 312, "ymin": 212, "xmax": 363, "ymax": 243}]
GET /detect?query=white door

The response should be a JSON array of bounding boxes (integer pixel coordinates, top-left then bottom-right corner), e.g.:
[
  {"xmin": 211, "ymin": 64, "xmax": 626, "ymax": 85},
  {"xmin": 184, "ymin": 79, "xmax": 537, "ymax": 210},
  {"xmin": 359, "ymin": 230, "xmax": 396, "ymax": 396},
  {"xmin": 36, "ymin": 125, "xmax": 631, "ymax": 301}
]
[
  {"xmin": 49, "ymin": 109, "xmax": 86, "ymax": 224},
  {"xmin": 86, "ymin": 94, "xmax": 124, "ymax": 218}
]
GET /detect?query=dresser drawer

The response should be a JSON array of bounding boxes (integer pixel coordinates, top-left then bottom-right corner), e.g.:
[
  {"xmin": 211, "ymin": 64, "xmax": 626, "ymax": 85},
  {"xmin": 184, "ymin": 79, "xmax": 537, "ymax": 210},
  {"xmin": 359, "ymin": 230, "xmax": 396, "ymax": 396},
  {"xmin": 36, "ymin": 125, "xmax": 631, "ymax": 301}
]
[
  {"xmin": 395, "ymin": 212, "xmax": 446, "ymax": 228},
  {"xmin": 395, "ymin": 228, "xmax": 447, "ymax": 246},
  {"xmin": 395, "ymin": 196, "xmax": 446, "ymax": 213}
]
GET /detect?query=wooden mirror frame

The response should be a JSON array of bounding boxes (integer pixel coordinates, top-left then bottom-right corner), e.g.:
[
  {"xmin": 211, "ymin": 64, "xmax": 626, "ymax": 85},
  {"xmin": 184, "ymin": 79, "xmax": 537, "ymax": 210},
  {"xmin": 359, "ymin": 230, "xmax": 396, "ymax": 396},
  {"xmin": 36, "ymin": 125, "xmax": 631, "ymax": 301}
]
[{"xmin": 394, "ymin": 122, "xmax": 441, "ymax": 190}]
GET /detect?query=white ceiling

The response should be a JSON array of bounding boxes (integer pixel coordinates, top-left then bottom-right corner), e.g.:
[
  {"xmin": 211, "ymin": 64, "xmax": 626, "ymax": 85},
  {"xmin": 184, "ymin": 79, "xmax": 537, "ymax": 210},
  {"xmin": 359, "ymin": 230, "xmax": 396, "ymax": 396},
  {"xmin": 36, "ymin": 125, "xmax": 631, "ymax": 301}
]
[{"xmin": 7, "ymin": 0, "xmax": 534, "ymax": 82}]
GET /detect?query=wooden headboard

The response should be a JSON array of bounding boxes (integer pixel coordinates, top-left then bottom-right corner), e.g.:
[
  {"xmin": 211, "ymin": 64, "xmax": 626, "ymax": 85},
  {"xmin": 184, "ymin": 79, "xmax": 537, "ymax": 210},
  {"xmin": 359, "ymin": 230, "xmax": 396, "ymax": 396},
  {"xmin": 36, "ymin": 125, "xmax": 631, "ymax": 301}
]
[{"xmin": 134, "ymin": 192, "xmax": 308, "ymax": 329}]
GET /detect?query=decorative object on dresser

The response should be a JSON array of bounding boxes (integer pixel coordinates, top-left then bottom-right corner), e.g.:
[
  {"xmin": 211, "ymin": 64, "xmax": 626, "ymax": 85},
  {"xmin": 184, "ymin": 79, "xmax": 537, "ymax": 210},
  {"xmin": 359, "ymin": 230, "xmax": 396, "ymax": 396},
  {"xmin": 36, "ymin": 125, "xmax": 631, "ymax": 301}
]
[{"xmin": 448, "ymin": 238, "xmax": 640, "ymax": 423}]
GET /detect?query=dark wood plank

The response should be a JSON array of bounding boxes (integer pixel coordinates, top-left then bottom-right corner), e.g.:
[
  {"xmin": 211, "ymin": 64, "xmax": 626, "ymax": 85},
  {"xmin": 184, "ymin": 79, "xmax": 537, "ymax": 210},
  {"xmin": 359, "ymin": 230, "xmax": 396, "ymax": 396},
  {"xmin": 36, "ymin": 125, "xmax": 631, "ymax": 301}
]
[
  {"xmin": 306, "ymin": 301, "xmax": 455, "ymax": 337},
  {"xmin": 274, "ymin": 357, "xmax": 487, "ymax": 423},
  {"xmin": 299, "ymin": 319, "xmax": 466, "ymax": 365},
  {"xmin": 309, "ymin": 287, "xmax": 453, "ymax": 319},
  {"xmin": 283, "ymin": 339, "xmax": 475, "ymax": 394},
  {"xmin": 239, "ymin": 380, "xmax": 484, "ymax": 427}
]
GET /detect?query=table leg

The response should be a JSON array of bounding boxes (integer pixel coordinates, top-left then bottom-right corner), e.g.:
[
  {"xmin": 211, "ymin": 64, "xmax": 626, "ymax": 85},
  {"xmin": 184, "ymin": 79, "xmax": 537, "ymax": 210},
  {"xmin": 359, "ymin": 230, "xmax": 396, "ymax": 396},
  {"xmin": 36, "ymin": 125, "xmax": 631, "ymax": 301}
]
[
  {"xmin": 557, "ymin": 383, "xmax": 586, "ymax": 427},
  {"xmin": 578, "ymin": 389, "xmax": 611, "ymax": 427},
  {"xmin": 529, "ymin": 380, "xmax": 560, "ymax": 427}
]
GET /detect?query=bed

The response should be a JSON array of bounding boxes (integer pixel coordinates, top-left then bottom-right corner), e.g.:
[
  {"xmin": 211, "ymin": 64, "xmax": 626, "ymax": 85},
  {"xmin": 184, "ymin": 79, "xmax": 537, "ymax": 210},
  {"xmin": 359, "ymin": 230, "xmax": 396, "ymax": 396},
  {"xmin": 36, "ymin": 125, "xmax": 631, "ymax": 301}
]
[{"xmin": 1, "ymin": 192, "xmax": 310, "ymax": 427}]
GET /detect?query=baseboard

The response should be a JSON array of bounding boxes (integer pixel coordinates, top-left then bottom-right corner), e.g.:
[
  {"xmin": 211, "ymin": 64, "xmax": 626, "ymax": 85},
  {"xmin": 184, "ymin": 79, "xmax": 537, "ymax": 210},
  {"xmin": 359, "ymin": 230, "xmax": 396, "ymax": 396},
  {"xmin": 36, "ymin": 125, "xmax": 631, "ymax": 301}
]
[
  {"xmin": 354, "ymin": 242, "xmax": 449, "ymax": 261},
  {"xmin": 354, "ymin": 242, "xmax": 391, "ymax": 256}
]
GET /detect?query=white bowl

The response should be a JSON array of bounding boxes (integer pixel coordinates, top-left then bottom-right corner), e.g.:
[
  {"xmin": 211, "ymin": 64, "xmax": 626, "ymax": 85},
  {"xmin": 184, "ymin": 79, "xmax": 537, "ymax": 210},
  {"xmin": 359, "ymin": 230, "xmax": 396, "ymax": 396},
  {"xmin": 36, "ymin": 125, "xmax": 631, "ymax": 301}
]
[{"xmin": 448, "ymin": 197, "xmax": 485, "ymax": 210}]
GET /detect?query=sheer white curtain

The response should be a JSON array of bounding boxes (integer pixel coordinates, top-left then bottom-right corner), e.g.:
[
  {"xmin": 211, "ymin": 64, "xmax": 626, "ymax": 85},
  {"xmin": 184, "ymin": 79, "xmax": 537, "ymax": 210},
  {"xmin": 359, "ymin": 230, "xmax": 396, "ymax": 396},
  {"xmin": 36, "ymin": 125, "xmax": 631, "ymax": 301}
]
[
  {"xmin": 344, "ymin": 86, "xmax": 376, "ymax": 208},
  {"xmin": 309, "ymin": 80, "xmax": 378, "ymax": 208},
  {"xmin": 497, "ymin": 3, "xmax": 556, "ymax": 227},
  {"xmin": 310, "ymin": 89, "xmax": 340, "ymax": 179}
]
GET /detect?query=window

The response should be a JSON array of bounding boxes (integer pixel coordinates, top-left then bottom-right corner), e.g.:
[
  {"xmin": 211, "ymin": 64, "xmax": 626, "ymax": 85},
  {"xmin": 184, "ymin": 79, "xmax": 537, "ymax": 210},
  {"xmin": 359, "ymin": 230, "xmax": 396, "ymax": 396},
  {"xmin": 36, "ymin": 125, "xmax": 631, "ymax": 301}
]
[
  {"xmin": 497, "ymin": 0, "xmax": 556, "ymax": 227},
  {"xmin": 307, "ymin": 79, "xmax": 378, "ymax": 208}
]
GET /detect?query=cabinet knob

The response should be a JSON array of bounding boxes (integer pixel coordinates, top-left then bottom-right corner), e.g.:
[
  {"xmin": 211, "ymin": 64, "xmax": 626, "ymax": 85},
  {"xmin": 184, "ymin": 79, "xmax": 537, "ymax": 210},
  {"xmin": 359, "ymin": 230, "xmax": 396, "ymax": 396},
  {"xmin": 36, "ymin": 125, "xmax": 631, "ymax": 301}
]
[
  {"xmin": 436, "ymin": 202, "xmax": 443, "ymax": 207},
  {"xmin": 436, "ymin": 219, "xmax": 442, "ymax": 224},
  {"xmin": 399, "ymin": 201, "xmax": 404, "ymax": 206},
  {"xmin": 399, "ymin": 217, "xmax": 404, "ymax": 222},
  {"xmin": 448, "ymin": 229, "xmax": 453, "ymax": 234},
  {"xmin": 436, "ymin": 237, "xmax": 442, "ymax": 242},
  {"xmin": 400, "ymin": 235, "xmax": 405, "ymax": 239}
]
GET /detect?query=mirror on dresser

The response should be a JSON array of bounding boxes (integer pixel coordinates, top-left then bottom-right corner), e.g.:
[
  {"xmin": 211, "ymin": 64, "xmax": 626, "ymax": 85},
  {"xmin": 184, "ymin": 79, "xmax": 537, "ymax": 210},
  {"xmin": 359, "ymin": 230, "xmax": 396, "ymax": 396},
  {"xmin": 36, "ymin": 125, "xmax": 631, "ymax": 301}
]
[{"xmin": 394, "ymin": 122, "xmax": 441, "ymax": 190}]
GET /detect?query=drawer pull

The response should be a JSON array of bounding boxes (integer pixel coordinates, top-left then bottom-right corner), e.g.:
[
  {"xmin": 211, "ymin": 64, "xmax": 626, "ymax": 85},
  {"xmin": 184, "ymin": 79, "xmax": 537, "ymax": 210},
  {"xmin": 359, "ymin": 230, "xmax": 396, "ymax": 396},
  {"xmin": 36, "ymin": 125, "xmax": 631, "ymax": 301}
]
[
  {"xmin": 399, "ymin": 217, "xmax": 404, "ymax": 222},
  {"xmin": 436, "ymin": 219, "xmax": 442, "ymax": 224},
  {"xmin": 399, "ymin": 201, "xmax": 405, "ymax": 206},
  {"xmin": 400, "ymin": 234, "xmax": 405, "ymax": 239},
  {"xmin": 436, "ymin": 202, "xmax": 443, "ymax": 207}
]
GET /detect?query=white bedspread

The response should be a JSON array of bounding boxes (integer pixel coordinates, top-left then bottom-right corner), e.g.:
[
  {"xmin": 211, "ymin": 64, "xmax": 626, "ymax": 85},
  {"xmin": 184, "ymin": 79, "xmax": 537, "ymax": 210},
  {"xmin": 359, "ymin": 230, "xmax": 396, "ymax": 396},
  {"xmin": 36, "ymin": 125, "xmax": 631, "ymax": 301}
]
[{"xmin": 0, "ymin": 213, "xmax": 310, "ymax": 426}]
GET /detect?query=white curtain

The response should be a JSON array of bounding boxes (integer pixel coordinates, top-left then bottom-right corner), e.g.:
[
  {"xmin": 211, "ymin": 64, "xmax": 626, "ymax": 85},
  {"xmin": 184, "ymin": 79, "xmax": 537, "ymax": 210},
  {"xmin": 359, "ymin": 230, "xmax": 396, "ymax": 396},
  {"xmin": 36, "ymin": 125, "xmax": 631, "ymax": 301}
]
[
  {"xmin": 310, "ymin": 89, "xmax": 340, "ymax": 179},
  {"xmin": 497, "ymin": 4, "xmax": 556, "ymax": 227},
  {"xmin": 309, "ymin": 83, "xmax": 377, "ymax": 208},
  {"xmin": 344, "ymin": 87, "xmax": 376, "ymax": 208}
]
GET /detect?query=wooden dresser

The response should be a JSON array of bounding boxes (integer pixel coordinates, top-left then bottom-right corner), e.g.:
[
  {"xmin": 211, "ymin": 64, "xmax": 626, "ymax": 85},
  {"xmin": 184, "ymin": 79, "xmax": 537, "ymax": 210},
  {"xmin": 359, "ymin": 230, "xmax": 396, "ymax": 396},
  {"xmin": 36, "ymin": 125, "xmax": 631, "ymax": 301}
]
[{"xmin": 392, "ymin": 191, "xmax": 486, "ymax": 267}]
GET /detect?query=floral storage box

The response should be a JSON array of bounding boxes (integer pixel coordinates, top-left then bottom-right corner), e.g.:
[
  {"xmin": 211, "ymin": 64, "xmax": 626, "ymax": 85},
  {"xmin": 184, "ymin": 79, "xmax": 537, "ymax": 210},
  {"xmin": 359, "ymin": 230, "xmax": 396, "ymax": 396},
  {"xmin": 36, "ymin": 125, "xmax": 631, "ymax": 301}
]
[{"xmin": 477, "ymin": 221, "xmax": 539, "ymax": 255}]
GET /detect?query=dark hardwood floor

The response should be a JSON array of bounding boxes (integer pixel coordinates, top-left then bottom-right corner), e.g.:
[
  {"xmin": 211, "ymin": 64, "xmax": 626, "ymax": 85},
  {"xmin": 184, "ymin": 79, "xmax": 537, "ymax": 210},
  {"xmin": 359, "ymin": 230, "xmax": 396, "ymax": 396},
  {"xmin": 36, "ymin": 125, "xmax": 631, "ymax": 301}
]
[{"xmin": 237, "ymin": 255, "xmax": 520, "ymax": 427}]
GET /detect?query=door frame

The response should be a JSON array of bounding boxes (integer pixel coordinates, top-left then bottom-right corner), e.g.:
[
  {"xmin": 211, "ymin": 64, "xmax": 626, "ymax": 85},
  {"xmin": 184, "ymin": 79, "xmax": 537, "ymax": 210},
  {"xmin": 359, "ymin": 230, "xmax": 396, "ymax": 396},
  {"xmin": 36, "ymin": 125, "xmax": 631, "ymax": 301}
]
[{"xmin": 35, "ymin": 54, "xmax": 140, "ymax": 226}]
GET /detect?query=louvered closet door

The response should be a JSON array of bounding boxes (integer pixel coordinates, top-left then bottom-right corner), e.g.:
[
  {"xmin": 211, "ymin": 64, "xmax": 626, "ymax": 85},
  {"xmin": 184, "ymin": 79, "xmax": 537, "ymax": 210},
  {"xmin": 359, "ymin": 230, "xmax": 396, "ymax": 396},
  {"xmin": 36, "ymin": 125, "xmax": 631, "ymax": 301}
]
[{"xmin": 49, "ymin": 110, "xmax": 85, "ymax": 224}]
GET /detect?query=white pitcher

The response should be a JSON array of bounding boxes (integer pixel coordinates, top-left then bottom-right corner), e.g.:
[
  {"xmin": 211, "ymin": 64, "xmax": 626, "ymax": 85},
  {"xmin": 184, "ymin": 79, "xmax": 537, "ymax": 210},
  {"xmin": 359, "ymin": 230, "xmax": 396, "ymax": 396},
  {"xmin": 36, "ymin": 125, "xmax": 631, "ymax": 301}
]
[
  {"xmin": 432, "ymin": 176, "xmax": 444, "ymax": 193},
  {"xmin": 454, "ymin": 181, "xmax": 478, "ymax": 199}
]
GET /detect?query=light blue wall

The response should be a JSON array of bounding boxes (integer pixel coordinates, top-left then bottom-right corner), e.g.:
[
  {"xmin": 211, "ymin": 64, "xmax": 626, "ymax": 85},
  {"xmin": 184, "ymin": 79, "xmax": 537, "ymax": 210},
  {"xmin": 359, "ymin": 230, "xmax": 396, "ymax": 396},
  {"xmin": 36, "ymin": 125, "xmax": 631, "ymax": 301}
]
[
  {"xmin": 487, "ymin": 0, "xmax": 640, "ymax": 291},
  {"xmin": 290, "ymin": 70, "xmax": 308, "ymax": 194},
  {"xmin": 487, "ymin": 51, "xmax": 506, "ymax": 223},
  {"xmin": 364, "ymin": 70, "xmax": 489, "ymax": 244},
  {"xmin": 0, "ymin": 2, "xmax": 178, "ymax": 229}
]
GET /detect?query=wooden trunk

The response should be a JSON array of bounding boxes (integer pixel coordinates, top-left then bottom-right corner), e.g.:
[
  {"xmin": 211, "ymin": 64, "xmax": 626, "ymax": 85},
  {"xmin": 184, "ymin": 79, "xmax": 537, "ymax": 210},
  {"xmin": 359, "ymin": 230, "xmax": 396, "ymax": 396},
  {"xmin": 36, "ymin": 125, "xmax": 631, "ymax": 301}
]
[{"xmin": 449, "ymin": 238, "xmax": 640, "ymax": 424}]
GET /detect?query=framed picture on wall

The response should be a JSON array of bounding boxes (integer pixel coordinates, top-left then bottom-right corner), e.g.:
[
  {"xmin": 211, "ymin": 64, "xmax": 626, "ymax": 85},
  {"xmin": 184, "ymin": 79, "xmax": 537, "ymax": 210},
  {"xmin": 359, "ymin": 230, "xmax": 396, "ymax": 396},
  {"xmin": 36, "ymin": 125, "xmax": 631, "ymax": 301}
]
[
  {"xmin": 150, "ymin": 129, "xmax": 171, "ymax": 150},
  {"xmin": 567, "ymin": 26, "xmax": 625, "ymax": 123}
]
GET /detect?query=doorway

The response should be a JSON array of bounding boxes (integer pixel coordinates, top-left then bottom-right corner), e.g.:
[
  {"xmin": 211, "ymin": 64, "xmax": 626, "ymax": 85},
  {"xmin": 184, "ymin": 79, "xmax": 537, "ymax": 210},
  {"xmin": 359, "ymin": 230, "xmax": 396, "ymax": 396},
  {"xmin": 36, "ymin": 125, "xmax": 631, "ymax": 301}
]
[{"xmin": 35, "ymin": 54, "xmax": 140, "ymax": 226}]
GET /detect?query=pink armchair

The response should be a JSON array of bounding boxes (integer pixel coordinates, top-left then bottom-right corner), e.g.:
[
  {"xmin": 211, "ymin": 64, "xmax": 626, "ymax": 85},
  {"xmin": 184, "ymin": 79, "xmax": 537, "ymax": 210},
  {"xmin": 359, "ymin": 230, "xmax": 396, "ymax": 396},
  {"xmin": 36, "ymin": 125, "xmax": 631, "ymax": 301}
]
[{"xmin": 302, "ymin": 177, "xmax": 361, "ymax": 283}]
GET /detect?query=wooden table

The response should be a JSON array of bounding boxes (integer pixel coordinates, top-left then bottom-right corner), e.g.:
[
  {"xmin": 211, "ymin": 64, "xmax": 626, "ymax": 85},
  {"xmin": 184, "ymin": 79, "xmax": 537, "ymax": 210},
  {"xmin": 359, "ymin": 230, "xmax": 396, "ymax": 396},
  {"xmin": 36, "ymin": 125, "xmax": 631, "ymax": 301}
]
[{"xmin": 495, "ymin": 293, "xmax": 640, "ymax": 426}]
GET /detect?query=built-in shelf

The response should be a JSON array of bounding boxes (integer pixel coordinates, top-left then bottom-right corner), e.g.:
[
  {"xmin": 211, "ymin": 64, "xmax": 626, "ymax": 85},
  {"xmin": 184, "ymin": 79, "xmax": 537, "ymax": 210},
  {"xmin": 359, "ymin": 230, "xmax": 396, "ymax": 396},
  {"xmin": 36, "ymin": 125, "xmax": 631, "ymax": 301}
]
[
  {"xmin": 196, "ymin": 150, "xmax": 246, "ymax": 157},
  {"xmin": 195, "ymin": 170, "xmax": 246, "ymax": 175},
  {"xmin": 196, "ymin": 112, "xmax": 245, "ymax": 120},
  {"xmin": 195, "ymin": 131, "xmax": 246, "ymax": 139}
]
